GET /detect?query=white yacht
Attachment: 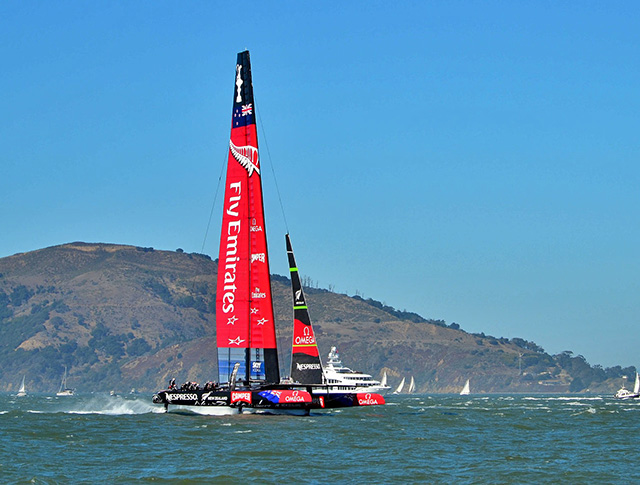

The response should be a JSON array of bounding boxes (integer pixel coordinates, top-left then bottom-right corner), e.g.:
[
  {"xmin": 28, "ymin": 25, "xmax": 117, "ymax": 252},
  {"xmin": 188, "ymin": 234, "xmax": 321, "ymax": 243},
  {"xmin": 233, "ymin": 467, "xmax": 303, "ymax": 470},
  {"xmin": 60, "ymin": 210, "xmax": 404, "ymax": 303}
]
[
  {"xmin": 615, "ymin": 372, "xmax": 640, "ymax": 400},
  {"xmin": 322, "ymin": 347, "xmax": 391, "ymax": 395}
]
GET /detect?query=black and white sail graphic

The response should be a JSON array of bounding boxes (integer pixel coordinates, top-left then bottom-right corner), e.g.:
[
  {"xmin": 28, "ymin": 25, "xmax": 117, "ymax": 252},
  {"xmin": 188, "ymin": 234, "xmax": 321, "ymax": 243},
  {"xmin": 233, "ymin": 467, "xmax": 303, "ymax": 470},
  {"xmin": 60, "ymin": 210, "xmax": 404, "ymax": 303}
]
[{"xmin": 286, "ymin": 234, "xmax": 324, "ymax": 384}]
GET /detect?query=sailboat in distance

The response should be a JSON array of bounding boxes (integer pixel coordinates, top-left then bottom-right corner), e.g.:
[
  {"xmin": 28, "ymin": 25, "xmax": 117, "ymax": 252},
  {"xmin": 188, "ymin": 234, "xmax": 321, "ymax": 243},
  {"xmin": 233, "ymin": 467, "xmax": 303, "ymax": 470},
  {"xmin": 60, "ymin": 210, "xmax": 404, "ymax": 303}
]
[
  {"xmin": 408, "ymin": 376, "xmax": 416, "ymax": 394},
  {"xmin": 393, "ymin": 377, "xmax": 405, "ymax": 394},
  {"xmin": 16, "ymin": 376, "xmax": 27, "ymax": 397},
  {"xmin": 152, "ymin": 51, "xmax": 384, "ymax": 414},
  {"xmin": 460, "ymin": 378, "xmax": 471, "ymax": 396},
  {"xmin": 57, "ymin": 366, "xmax": 74, "ymax": 396}
]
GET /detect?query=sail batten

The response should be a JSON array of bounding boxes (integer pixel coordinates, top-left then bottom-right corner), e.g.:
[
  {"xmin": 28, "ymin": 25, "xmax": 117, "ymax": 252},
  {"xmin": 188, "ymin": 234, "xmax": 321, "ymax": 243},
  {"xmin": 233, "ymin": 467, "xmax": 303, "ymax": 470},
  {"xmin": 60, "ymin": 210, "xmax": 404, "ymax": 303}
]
[{"xmin": 216, "ymin": 50, "xmax": 279, "ymax": 385}]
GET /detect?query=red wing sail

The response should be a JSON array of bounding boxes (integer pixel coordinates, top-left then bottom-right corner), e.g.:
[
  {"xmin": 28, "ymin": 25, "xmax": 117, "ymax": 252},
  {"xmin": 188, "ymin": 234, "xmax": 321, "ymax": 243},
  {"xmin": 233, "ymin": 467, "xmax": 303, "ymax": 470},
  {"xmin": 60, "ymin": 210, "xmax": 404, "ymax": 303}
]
[
  {"xmin": 216, "ymin": 51, "xmax": 279, "ymax": 385},
  {"xmin": 286, "ymin": 234, "xmax": 324, "ymax": 384}
]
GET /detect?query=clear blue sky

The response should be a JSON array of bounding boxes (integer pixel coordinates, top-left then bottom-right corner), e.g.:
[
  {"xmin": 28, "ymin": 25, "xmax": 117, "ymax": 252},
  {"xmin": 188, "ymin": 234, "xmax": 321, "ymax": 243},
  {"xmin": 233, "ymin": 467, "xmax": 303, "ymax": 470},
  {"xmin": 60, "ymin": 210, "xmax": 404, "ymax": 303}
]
[{"xmin": 1, "ymin": 2, "xmax": 638, "ymax": 368}]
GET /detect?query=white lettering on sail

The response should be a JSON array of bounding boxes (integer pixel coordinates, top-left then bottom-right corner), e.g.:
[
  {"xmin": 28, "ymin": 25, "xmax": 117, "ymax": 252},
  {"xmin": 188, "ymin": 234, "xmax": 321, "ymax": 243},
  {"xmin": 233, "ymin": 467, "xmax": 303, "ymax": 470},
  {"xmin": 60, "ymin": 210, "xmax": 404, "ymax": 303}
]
[
  {"xmin": 251, "ymin": 253, "xmax": 265, "ymax": 264},
  {"xmin": 295, "ymin": 335, "xmax": 316, "ymax": 345},
  {"xmin": 251, "ymin": 287, "xmax": 266, "ymax": 299},
  {"xmin": 222, "ymin": 182, "xmax": 242, "ymax": 314},
  {"xmin": 235, "ymin": 64, "xmax": 243, "ymax": 103},
  {"xmin": 296, "ymin": 363, "xmax": 321, "ymax": 370}
]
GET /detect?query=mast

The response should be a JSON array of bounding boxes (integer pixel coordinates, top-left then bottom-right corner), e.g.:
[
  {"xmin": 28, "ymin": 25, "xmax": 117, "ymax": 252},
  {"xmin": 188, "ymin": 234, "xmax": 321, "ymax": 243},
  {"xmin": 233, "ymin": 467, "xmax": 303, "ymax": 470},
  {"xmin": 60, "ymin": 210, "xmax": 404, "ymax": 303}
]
[
  {"xmin": 59, "ymin": 366, "xmax": 67, "ymax": 392},
  {"xmin": 216, "ymin": 51, "xmax": 279, "ymax": 385},
  {"xmin": 286, "ymin": 234, "xmax": 324, "ymax": 384}
]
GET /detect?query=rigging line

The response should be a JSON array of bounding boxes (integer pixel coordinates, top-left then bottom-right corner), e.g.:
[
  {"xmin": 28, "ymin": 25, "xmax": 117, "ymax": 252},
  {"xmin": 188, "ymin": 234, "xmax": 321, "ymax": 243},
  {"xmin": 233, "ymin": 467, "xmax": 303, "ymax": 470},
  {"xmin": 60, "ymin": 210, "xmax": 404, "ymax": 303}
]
[
  {"xmin": 257, "ymin": 106, "xmax": 290, "ymax": 235},
  {"xmin": 256, "ymin": 105, "xmax": 288, "ymax": 380},
  {"xmin": 186, "ymin": 147, "xmax": 226, "ymax": 301},
  {"xmin": 197, "ymin": 147, "xmax": 227, "ymax": 376},
  {"xmin": 200, "ymin": 149, "xmax": 228, "ymax": 255},
  {"xmin": 190, "ymin": 147, "xmax": 225, "ymax": 291}
]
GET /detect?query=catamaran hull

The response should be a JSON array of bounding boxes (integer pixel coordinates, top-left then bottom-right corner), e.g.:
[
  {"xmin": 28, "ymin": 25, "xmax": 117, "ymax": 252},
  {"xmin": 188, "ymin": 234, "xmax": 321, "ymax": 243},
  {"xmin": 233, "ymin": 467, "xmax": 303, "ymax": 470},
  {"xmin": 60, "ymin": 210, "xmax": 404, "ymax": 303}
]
[{"xmin": 152, "ymin": 388, "xmax": 384, "ymax": 413}]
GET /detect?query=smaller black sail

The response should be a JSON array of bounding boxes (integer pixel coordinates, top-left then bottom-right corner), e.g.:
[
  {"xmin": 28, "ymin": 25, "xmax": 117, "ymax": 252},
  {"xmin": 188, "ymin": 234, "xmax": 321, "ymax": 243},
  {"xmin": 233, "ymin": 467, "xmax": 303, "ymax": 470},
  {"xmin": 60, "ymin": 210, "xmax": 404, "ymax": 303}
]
[{"xmin": 286, "ymin": 234, "xmax": 325, "ymax": 385}]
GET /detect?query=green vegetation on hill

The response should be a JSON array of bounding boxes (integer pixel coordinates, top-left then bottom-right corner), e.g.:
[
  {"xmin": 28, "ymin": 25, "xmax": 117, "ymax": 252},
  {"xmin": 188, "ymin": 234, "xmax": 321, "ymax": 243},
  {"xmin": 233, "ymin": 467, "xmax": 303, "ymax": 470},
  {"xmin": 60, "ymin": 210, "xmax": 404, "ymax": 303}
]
[{"xmin": 0, "ymin": 243, "xmax": 632, "ymax": 394}]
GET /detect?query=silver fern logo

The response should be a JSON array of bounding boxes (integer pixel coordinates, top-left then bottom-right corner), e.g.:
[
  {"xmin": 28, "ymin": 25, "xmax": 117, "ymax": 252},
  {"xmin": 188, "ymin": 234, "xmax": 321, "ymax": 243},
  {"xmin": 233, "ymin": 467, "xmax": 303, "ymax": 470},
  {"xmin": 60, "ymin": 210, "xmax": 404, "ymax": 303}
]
[{"xmin": 229, "ymin": 140, "xmax": 260, "ymax": 176}]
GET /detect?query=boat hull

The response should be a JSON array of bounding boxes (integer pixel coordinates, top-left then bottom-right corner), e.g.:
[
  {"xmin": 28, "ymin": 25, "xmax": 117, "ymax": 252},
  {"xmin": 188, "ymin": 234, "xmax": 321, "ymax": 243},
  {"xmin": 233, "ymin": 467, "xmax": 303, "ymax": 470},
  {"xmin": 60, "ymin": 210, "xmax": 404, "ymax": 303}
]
[
  {"xmin": 152, "ymin": 386, "xmax": 385, "ymax": 412},
  {"xmin": 313, "ymin": 385, "xmax": 391, "ymax": 395},
  {"xmin": 614, "ymin": 390, "xmax": 640, "ymax": 400}
]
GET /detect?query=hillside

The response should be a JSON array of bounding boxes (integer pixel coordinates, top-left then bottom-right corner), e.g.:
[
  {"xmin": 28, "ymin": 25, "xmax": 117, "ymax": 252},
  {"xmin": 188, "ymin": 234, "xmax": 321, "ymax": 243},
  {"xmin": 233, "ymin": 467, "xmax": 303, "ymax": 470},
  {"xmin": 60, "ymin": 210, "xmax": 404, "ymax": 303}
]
[{"xmin": 0, "ymin": 243, "xmax": 632, "ymax": 394}]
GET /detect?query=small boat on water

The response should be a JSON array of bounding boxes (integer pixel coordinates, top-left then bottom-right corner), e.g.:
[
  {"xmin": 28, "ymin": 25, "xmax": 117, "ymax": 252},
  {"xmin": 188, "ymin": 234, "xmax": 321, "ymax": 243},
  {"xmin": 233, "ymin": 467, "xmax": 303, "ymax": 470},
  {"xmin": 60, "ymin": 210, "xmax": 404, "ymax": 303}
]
[
  {"xmin": 16, "ymin": 376, "xmax": 27, "ymax": 397},
  {"xmin": 56, "ymin": 366, "xmax": 74, "ymax": 396},
  {"xmin": 460, "ymin": 378, "xmax": 471, "ymax": 396},
  {"xmin": 407, "ymin": 376, "xmax": 416, "ymax": 394},
  {"xmin": 393, "ymin": 377, "xmax": 405, "ymax": 394},
  {"xmin": 152, "ymin": 51, "xmax": 384, "ymax": 414},
  {"xmin": 615, "ymin": 372, "xmax": 640, "ymax": 400}
]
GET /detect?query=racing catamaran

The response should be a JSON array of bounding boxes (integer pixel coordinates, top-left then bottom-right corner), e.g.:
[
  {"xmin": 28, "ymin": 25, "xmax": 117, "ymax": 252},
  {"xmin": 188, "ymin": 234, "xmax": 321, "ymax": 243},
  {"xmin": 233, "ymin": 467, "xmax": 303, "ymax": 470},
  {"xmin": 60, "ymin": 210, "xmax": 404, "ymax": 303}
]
[{"xmin": 152, "ymin": 51, "xmax": 384, "ymax": 414}]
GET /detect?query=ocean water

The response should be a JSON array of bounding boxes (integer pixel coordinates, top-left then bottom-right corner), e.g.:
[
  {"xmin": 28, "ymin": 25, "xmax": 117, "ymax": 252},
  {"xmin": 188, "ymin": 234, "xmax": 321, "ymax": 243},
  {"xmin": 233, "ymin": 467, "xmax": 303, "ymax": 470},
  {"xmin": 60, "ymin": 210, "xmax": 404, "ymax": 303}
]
[{"xmin": 2, "ymin": 393, "xmax": 639, "ymax": 483}]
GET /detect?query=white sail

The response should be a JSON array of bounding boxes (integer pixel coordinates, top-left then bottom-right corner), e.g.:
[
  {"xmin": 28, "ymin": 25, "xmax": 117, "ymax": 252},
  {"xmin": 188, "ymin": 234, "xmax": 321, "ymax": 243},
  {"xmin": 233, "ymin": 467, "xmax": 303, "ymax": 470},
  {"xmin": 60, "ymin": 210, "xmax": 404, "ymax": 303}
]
[
  {"xmin": 460, "ymin": 378, "xmax": 470, "ymax": 395},
  {"xmin": 634, "ymin": 372, "xmax": 640, "ymax": 395},
  {"xmin": 408, "ymin": 376, "xmax": 416, "ymax": 393},
  {"xmin": 393, "ymin": 377, "xmax": 405, "ymax": 394},
  {"xmin": 17, "ymin": 376, "xmax": 26, "ymax": 397},
  {"xmin": 57, "ymin": 366, "xmax": 74, "ymax": 396},
  {"xmin": 380, "ymin": 371, "xmax": 387, "ymax": 387},
  {"xmin": 632, "ymin": 372, "xmax": 640, "ymax": 394}
]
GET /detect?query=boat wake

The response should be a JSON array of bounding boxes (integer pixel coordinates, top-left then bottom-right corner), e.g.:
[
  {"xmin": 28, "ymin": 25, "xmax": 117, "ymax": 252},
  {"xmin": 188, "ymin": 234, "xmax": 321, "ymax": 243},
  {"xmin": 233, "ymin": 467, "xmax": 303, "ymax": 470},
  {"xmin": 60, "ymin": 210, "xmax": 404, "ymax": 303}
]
[{"xmin": 65, "ymin": 396, "xmax": 163, "ymax": 415}]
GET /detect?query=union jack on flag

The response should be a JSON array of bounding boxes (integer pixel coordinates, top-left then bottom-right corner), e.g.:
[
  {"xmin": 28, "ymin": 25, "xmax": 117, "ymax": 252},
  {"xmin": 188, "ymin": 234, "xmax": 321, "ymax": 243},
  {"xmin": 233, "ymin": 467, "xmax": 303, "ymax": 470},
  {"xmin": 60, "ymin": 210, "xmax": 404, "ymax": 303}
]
[{"xmin": 241, "ymin": 104, "xmax": 253, "ymax": 116}]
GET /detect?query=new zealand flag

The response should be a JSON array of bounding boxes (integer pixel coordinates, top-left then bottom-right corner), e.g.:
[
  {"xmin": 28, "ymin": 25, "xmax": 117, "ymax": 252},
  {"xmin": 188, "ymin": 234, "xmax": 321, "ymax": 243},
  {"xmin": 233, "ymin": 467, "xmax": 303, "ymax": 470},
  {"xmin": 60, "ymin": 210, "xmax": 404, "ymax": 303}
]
[
  {"xmin": 232, "ymin": 103, "xmax": 254, "ymax": 128},
  {"xmin": 232, "ymin": 51, "xmax": 255, "ymax": 128}
]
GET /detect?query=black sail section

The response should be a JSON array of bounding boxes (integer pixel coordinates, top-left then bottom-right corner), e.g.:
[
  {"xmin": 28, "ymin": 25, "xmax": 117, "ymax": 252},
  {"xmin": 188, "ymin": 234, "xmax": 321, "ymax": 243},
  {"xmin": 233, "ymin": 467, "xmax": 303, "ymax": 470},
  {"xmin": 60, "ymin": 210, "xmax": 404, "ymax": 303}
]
[{"xmin": 286, "ymin": 234, "xmax": 324, "ymax": 384}]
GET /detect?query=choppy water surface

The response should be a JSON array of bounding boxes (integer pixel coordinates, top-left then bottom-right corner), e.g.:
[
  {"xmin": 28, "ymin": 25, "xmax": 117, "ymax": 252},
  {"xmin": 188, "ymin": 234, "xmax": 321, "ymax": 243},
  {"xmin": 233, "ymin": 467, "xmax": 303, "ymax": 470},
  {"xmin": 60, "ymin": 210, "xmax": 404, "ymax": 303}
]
[{"xmin": 2, "ymin": 393, "xmax": 639, "ymax": 483}]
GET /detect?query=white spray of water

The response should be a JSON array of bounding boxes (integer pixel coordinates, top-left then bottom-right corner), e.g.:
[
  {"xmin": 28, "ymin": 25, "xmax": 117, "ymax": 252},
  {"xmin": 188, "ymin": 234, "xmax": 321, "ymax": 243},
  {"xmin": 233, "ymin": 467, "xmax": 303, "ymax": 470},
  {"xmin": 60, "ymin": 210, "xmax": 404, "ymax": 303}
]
[{"xmin": 66, "ymin": 396, "xmax": 164, "ymax": 415}]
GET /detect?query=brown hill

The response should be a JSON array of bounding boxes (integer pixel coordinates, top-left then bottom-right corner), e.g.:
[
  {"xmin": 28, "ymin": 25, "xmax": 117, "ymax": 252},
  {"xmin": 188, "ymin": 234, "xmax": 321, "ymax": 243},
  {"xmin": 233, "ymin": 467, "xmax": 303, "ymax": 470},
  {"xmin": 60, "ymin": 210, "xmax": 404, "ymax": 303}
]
[{"xmin": 0, "ymin": 242, "xmax": 630, "ymax": 394}]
